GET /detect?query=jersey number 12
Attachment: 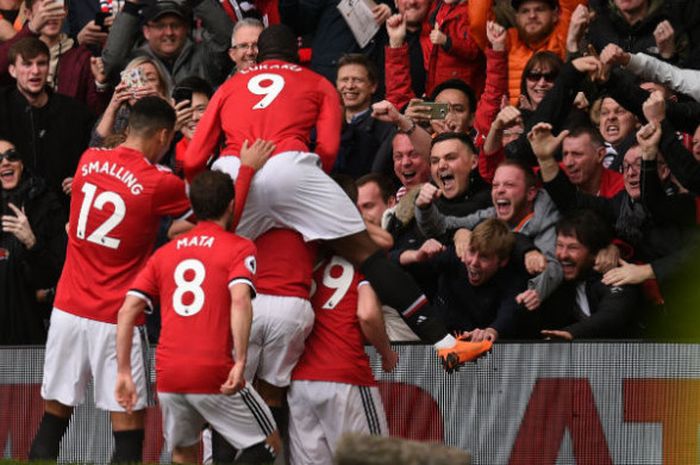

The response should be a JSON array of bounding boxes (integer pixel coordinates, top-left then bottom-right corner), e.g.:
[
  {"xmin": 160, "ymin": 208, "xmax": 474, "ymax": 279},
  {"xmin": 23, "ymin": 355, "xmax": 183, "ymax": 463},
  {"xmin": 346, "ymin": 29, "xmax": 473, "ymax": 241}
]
[{"xmin": 76, "ymin": 182, "xmax": 126, "ymax": 249}]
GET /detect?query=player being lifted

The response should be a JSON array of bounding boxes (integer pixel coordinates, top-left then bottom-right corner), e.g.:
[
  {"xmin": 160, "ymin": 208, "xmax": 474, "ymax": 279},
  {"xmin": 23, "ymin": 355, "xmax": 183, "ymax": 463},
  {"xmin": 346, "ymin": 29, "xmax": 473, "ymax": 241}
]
[
  {"xmin": 115, "ymin": 170, "xmax": 280, "ymax": 464},
  {"xmin": 184, "ymin": 24, "xmax": 491, "ymax": 371},
  {"xmin": 29, "ymin": 98, "xmax": 192, "ymax": 462}
]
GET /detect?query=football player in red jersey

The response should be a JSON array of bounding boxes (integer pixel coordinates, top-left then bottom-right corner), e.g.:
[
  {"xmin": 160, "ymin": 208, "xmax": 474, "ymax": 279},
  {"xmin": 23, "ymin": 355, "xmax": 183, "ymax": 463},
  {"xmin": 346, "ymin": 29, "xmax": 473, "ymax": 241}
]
[
  {"xmin": 115, "ymin": 170, "xmax": 280, "ymax": 464},
  {"xmin": 29, "ymin": 98, "xmax": 192, "ymax": 462},
  {"xmin": 288, "ymin": 253, "xmax": 398, "ymax": 465},
  {"xmin": 184, "ymin": 24, "xmax": 491, "ymax": 373}
]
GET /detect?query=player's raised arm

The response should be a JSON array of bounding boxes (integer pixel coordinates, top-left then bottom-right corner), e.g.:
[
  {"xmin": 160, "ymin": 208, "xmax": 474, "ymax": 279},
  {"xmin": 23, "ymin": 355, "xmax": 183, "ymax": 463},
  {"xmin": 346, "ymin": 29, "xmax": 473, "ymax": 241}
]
[
  {"xmin": 115, "ymin": 295, "xmax": 147, "ymax": 414},
  {"xmin": 357, "ymin": 282, "xmax": 398, "ymax": 373}
]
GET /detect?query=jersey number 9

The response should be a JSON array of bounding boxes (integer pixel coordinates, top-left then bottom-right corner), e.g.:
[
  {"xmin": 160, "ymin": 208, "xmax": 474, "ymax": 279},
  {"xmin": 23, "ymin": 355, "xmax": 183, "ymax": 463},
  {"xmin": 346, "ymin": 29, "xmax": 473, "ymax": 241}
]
[{"xmin": 248, "ymin": 73, "xmax": 285, "ymax": 110}]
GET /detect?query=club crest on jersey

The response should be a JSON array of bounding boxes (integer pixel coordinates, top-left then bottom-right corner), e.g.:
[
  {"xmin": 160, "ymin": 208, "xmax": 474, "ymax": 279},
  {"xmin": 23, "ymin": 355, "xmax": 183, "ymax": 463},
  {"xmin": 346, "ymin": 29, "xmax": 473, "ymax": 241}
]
[
  {"xmin": 0, "ymin": 248, "xmax": 9, "ymax": 261},
  {"xmin": 245, "ymin": 255, "xmax": 256, "ymax": 274}
]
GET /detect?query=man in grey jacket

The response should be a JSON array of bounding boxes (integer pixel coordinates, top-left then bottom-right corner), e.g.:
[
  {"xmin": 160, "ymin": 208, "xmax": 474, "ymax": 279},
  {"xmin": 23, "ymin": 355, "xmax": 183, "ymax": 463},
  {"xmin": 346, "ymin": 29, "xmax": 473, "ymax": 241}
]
[
  {"xmin": 415, "ymin": 158, "xmax": 563, "ymax": 310},
  {"xmin": 102, "ymin": 0, "xmax": 233, "ymax": 87}
]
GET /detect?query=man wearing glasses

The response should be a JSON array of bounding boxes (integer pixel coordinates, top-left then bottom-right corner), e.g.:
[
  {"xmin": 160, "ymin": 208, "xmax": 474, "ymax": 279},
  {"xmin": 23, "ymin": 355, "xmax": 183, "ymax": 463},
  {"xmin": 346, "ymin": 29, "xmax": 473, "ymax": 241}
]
[{"xmin": 228, "ymin": 18, "xmax": 263, "ymax": 73}]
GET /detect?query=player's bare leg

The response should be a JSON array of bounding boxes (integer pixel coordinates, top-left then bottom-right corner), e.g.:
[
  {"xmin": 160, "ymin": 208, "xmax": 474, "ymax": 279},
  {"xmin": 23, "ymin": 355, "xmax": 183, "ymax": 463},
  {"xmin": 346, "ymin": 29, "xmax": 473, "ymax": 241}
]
[
  {"xmin": 110, "ymin": 409, "xmax": 146, "ymax": 464},
  {"xmin": 328, "ymin": 230, "xmax": 492, "ymax": 371},
  {"xmin": 29, "ymin": 400, "xmax": 73, "ymax": 460}
]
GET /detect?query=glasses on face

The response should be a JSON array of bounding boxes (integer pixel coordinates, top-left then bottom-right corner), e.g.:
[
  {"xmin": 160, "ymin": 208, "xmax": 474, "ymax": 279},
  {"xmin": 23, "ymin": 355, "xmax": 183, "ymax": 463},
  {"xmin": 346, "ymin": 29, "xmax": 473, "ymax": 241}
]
[
  {"xmin": 622, "ymin": 160, "xmax": 642, "ymax": 173},
  {"xmin": 231, "ymin": 42, "xmax": 258, "ymax": 51},
  {"xmin": 0, "ymin": 149, "xmax": 20, "ymax": 162},
  {"xmin": 526, "ymin": 71, "xmax": 557, "ymax": 83}
]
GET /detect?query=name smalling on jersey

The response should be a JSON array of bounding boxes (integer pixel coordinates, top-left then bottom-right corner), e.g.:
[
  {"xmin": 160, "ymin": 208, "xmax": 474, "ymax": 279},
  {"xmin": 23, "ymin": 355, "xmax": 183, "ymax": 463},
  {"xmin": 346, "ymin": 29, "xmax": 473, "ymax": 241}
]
[{"xmin": 81, "ymin": 161, "xmax": 144, "ymax": 195}]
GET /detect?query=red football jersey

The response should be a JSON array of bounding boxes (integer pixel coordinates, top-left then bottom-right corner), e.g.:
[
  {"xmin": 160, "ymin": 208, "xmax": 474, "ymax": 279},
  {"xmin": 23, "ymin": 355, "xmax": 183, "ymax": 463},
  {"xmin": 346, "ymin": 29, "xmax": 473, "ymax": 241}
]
[
  {"xmin": 254, "ymin": 229, "xmax": 316, "ymax": 299},
  {"xmin": 54, "ymin": 146, "xmax": 190, "ymax": 324},
  {"xmin": 130, "ymin": 221, "xmax": 257, "ymax": 393},
  {"xmin": 292, "ymin": 255, "xmax": 375, "ymax": 386},
  {"xmin": 184, "ymin": 59, "xmax": 342, "ymax": 180}
]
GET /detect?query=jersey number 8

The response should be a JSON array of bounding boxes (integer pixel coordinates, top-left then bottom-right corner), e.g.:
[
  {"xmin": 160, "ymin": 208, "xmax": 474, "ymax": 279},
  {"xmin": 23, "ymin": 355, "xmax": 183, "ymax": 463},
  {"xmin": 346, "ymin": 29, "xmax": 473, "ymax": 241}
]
[
  {"xmin": 173, "ymin": 259, "xmax": 206, "ymax": 317},
  {"xmin": 248, "ymin": 73, "xmax": 285, "ymax": 110}
]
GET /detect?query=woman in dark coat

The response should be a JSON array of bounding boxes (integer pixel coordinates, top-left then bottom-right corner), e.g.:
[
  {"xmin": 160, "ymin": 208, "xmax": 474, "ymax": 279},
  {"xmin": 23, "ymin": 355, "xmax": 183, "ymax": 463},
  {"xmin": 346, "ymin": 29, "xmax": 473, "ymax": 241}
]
[{"xmin": 0, "ymin": 140, "xmax": 67, "ymax": 344}]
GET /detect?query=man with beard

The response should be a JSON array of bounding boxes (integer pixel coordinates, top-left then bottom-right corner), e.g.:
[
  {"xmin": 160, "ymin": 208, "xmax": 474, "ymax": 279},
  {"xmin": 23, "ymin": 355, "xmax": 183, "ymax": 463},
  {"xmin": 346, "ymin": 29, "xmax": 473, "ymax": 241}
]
[
  {"xmin": 416, "ymin": 158, "xmax": 563, "ymax": 311},
  {"xmin": 469, "ymin": 0, "xmax": 585, "ymax": 105}
]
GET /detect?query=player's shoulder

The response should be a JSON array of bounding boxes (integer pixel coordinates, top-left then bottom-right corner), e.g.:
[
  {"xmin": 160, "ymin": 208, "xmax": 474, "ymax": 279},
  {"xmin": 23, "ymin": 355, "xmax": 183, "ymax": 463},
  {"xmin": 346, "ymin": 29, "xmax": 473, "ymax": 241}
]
[{"xmin": 221, "ymin": 231, "xmax": 256, "ymax": 254}]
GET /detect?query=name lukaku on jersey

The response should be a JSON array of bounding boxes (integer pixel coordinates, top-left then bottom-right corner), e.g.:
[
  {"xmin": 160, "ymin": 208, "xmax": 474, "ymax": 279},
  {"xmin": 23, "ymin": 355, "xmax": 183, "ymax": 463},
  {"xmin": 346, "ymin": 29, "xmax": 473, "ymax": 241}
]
[
  {"xmin": 176, "ymin": 235, "xmax": 215, "ymax": 249},
  {"xmin": 239, "ymin": 63, "xmax": 302, "ymax": 74},
  {"xmin": 81, "ymin": 161, "xmax": 144, "ymax": 196}
]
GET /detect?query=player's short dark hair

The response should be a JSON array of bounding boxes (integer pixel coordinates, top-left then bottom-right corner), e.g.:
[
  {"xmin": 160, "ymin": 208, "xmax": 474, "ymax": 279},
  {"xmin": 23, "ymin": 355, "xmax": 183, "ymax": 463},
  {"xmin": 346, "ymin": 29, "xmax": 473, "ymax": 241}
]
[
  {"xmin": 496, "ymin": 158, "xmax": 538, "ymax": 189},
  {"xmin": 189, "ymin": 170, "xmax": 235, "ymax": 220},
  {"xmin": 556, "ymin": 209, "xmax": 612, "ymax": 255},
  {"xmin": 431, "ymin": 131, "xmax": 477, "ymax": 155},
  {"xmin": 470, "ymin": 218, "xmax": 516, "ymax": 261},
  {"xmin": 257, "ymin": 24, "xmax": 299, "ymax": 64},
  {"xmin": 337, "ymin": 53, "xmax": 378, "ymax": 85},
  {"xmin": 429, "ymin": 79, "xmax": 477, "ymax": 114},
  {"xmin": 332, "ymin": 173, "xmax": 358, "ymax": 204},
  {"xmin": 8, "ymin": 37, "xmax": 49, "ymax": 64},
  {"xmin": 175, "ymin": 76, "xmax": 213, "ymax": 99},
  {"xmin": 127, "ymin": 97, "xmax": 176, "ymax": 136},
  {"xmin": 356, "ymin": 173, "xmax": 396, "ymax": 204}
]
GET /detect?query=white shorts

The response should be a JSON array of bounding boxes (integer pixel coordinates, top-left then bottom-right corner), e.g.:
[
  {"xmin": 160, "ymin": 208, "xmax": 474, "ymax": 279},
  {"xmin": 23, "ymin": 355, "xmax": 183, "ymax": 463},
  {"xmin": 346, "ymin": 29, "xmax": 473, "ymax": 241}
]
[
  {"xmin": 158, "ymin": 385, "xmax": 276, "ymax": 451},
  {"xmin": 287, "ymin": 381, "xmax": 387, "ymax": 465},
  {"xmin": 41, "ymin": 308, "xmax": 149, "ymax": 411},
  {"xmin": 212, "ymin": 151, "xmax": 366, "ymax": 241},
  {"xmin": 245, "ymin": 294, "xmax": 314, "ymax": 387}
]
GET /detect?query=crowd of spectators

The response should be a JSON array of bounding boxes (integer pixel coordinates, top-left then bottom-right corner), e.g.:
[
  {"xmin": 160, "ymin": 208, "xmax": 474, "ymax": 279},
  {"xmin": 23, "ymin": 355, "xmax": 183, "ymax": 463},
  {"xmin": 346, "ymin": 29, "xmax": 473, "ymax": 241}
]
[{"xmin": 3, "ymin": 0, "xmax": 700, "ymax": 347}]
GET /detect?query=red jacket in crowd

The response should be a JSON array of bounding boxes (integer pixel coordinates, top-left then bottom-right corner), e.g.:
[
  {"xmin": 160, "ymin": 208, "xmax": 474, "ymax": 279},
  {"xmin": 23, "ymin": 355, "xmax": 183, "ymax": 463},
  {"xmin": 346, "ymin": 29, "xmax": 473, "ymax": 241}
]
[{"xmin": 385, "ymin": 0, "xmax": 485, "ymax": 108}]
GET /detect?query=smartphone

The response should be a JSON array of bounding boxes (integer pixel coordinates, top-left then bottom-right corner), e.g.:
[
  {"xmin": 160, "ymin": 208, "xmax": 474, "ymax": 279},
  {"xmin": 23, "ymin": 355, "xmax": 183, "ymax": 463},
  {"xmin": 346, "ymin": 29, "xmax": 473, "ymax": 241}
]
[
  {"xmin": 408, "ymin": 100, "xmax": 449, "ymax": 120},
  {"xmin": 172, "ymin": 87, "xmax": 193, "ymax": 105},
  {"xmin": 53, "ymin": 0, "xmax": 65, "ymax": 7},
  {"xmin": 121, "ymin": 67, "xmax": 148, "ymax": 89},
  {"xmin": 424, "ymin": 102, "xmax": 449, "ymax": 120},
  {"xmin": 95, "ymin": 11, "xmax": 110, "ymax": 32}
]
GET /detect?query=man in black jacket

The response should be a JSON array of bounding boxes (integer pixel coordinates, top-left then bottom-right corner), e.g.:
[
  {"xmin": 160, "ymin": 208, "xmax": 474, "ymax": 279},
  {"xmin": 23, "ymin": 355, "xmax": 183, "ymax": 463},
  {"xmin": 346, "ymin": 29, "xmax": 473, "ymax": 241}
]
[
  {"xmin": 401, "ymin": 218, "xmax": 531, "ymax": 341},
  {"xmin": 0, "ymin": 37, "xmax": 93, "ymax": 208},
  {"xmin": 333, "ymin": 54, "xmax": 394, "ymax": 179},
  {"xmin": 538, "ymin": 210, "xmax": 640, "ymax": 340}
]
